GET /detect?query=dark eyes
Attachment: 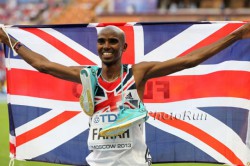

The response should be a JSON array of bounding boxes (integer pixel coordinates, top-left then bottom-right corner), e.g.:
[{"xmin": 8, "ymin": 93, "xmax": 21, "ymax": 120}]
[{"xmin": 97, "ymin": 38, "xmax": 119, "ymax": 45}]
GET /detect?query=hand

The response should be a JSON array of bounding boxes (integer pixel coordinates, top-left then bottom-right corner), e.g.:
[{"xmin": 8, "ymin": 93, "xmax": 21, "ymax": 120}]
[
  {"xmin": 0, "ymin": 27, "xmax": 8, "ymax": 44},
  {"xmin": 237, "ymin": 22, "xmax": 250, "ymax": 39}
]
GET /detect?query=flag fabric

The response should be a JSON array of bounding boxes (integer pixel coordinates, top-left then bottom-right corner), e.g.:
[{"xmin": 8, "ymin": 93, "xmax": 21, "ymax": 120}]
[{"xmin": 3, "ymin": 22, "xmax": 250, "ymax": 166}]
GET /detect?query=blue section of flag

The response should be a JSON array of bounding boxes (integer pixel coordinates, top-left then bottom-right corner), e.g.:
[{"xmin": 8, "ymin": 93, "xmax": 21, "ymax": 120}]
[
  {"xmin": 53, "ymin": 27, "xmax": 98, "ymax": 55},
  {"xmin": 146, "ymin": 123, "xmax": 217, "ymax": 163},
  {"xmin": 202, "ymin": 39, "xmax": 250, "ymax": 64},
  {"xmin": 4, "ymin": 44, "xmax": 18, "ymax": 59},
  {"xmin": 8, "ymin": 104, "xmax": 16, "ymax": 135},
  {"xmin": 10, "ymin": 104, "xmax": 51, "ymax": 128},
  {"xmin": 32, "ymin": 130, "xmax": 90, "ymax": 166},
  {"xmin": 199, "ymin": 106, "xmax": 249, "ymax": 143},
  {"xmin": 142, "ymin": 24, "xmax": 193, "ymax": 55}
]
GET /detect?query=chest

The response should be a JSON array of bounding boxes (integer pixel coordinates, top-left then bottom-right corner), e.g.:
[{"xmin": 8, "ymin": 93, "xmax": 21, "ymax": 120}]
[{"xmin": 94, "ymin": 72, "xmax": 141, "ymax": 113}]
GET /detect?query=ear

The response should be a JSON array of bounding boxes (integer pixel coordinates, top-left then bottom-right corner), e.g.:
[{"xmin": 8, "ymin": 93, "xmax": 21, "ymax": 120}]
[{"xmin": 123, "ymin": 43, "xmax": 128, "ymax": 52}]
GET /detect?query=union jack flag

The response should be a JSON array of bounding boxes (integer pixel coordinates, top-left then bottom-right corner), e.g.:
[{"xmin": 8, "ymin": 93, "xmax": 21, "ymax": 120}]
[{"xmin": 3, "ymin": 22, "xmax": 250, "ymax": 165}]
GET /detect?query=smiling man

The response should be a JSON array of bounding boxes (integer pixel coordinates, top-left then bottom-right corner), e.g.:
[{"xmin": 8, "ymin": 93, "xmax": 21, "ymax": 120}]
[{"xmin": 0, "ymin": 23, "xmax": 250, "ymax": 165}]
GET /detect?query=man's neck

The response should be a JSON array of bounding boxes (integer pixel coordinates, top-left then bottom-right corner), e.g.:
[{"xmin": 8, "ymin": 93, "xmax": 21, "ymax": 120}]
[{"xmin": 101, "ymin": 63, "xmax": 122, "ymax": 81}]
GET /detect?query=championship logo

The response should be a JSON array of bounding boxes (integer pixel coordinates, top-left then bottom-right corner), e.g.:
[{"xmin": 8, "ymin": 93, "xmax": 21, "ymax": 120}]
[{"xmin": 93, "ymin": 115, "xmax": 100, "ymax": 123}]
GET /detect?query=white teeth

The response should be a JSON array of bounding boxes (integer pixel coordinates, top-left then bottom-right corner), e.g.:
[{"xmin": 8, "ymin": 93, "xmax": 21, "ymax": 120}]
[{"xmin": 103, "ymin": 53, "xmax": 112, "ymax": 56}]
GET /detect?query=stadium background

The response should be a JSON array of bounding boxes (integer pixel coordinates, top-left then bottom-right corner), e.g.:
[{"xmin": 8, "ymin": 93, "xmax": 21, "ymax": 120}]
[{"xmin": 0, "ymin": 0, "xmax": 249, "ymax": 165}]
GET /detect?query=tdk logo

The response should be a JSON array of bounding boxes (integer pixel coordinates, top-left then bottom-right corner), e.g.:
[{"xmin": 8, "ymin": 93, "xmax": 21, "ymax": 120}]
[{"xmin": 94, "ymin": 114, "xmax": 117, "ymax": 123}]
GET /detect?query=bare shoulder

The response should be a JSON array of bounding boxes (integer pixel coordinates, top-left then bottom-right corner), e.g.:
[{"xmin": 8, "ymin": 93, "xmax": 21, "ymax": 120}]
[
  {"xmin": 132, "ymin": 61, "xmax": 161, "ymax": 81},
  {"xmin": 132, "ymin": 61, "xmax": 155, "ymax": 85},
  {"xmin": 132, "ymin": 61, "xmax": 155, "ymax": 72},
  {"xmin": 68, "ymin": 65, "xmax": 85, "ymax": 82},
  {"xmin": 69, "ymin": 65, "xmax": 85, "ymax": 71}
]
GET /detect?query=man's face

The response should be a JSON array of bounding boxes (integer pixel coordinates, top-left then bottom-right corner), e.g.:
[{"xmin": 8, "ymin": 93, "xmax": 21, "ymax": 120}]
[{"xmin": 97, "ymin": 28, "xmax": 127, "ymax": 65}]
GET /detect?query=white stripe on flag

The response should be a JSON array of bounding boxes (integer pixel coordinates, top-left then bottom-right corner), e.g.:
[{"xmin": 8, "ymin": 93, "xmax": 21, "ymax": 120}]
[
  {"xmin": 8, "ymin": 95, "xmax": 81, "ymax": 110},
  {"xmin": 6, "ymin": 59, "xmax": 36, "ymax": 71},
  {"xmin": 9, "ymin": 134, "xmax": 15, "ymax": 145},
  {"xmin": 170, "ymin": 61, "xmax": 250, "ymax": 76},
  {"xmin": 246, "ymin": 113, "xmax": 250, "ymax": 149},
  {"xmin": 133, "ymin": 25, "xmax": 144, "ymax": 63}
]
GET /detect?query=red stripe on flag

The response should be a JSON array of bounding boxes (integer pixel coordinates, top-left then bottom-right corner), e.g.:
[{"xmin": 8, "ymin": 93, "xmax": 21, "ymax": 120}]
[
  {"xmin": 8, "ymin": 69, "xmax": 250, "ymax": 102},
  {"xmin": 177, "ymin": 23, "xmax": 244, "ymax": 57},
  {"xmin": 21, "ymin": 28, "xmax": 95, "ymax": 65},
  {"xmin": 144, "ymin": 71, "xmax": 250, "ymax": 103},
  {"xmin": 9, "ymin": 142, "xmax": 16, "ymax": 156},
  {"xmin": 96, "ymin": 23, "xmax": 129, "ymax": 27},
  {"xmin": 120, "ymin": 26, "xmax": 135, "ymax": 64},
  {"xmin": 149, "ymin": 112, "xmax": 244, "ymax": 165},
  {"xmin": 123, "ymin": 79, "xmax": 135, "ymax": 91},
  {"xmin": 16, "ymin": 111, "xmax": 80, "ymax": 147},
  {"xmin": 7, "ymin": 69, "xmax": 81, "ymax": 101}
]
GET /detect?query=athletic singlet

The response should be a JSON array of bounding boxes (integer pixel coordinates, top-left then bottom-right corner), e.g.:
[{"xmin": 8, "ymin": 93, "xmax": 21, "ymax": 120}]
[{"xmin": 85, "ymin": 64, "xmax": 152, "ymax": 166}]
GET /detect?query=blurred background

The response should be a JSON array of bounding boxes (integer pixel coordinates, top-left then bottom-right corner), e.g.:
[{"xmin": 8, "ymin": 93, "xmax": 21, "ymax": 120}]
[{"xmin": 0, "ymin": 0, "xmax": 250, "ymax": 96}]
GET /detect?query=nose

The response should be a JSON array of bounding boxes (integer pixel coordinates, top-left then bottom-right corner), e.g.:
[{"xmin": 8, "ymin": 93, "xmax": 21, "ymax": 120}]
[
  {"xmin": 103, "ymin": 41, "xmax": 111, "ymax": 49},
  {"xmin": 102, "ymin": 41, "xmax": 111, "ymax": 52}
]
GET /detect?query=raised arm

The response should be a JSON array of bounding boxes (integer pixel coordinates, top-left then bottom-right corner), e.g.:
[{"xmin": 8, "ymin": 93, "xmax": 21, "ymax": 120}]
[
  {"xmin": 134, "ymin": 22, "xmax": 250, "ymax": 81},
  {"xmin": 0, "ymin": 28, "xmax": 81, "ymax": 83}
]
